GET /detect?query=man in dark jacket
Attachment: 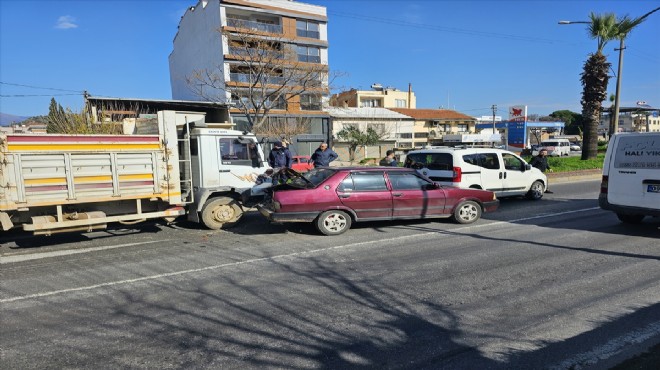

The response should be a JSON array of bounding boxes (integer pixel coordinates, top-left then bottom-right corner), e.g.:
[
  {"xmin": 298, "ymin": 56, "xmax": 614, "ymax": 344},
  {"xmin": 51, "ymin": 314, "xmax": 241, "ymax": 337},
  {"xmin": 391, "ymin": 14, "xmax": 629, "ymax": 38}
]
[
  {"xmin": 268, "ymin": 141, "xmax": 292, "ymax": 168},
  {"xmin": 530, "ymin": 149, "xmax": 553, "ymax": 193},
  {"xmin": 309, "ymin": 142, "xmax": 338, "ymax": 167},
  {"xmin": 379, "ymin": 150, "xmax": 398, "ymax": 166}
]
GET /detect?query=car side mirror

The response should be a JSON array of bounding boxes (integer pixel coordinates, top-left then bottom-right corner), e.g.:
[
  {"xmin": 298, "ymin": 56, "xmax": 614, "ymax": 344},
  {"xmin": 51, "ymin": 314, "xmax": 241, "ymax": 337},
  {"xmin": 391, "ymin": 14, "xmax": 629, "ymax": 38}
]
[{"xmin": 524, "ymin": 163, "xmax": 531, "ymax": 171}]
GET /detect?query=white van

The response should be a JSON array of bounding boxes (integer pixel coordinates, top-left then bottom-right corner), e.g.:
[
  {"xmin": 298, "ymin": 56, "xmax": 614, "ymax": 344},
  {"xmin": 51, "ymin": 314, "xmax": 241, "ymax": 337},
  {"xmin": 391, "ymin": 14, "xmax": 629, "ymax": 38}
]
[
  {"xmin": 533, "ymin": 139, "xmax": 571, "ymax": 157},
  {"xmin": 406, "ymin": 147, "xmax": 547, "ymax": 200},
  {"xmin": 599, "ymin": 132, "xmax": 660, "ymax": 223}
]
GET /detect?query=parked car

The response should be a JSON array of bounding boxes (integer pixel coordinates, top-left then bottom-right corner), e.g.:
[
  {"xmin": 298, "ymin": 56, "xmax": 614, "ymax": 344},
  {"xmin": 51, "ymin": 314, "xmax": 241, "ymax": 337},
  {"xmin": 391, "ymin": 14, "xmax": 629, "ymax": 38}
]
[
  {"xmin": 531, "ymin": 139, "xmax": 571, "ymax": 156},
  {"xmin": 291, "ymin": 155, "xmax": 314, "ymax": 172},
  {"xmin": 258, "ymin": 167, "xmax": 499, "ymax": 235},
  {"xmin": 570, "ymin": 142, "xmax": 581, "ymax": 151},
  {"xmin": 405, "ymin": 147, "xmax": 547, "ymax": 200}
]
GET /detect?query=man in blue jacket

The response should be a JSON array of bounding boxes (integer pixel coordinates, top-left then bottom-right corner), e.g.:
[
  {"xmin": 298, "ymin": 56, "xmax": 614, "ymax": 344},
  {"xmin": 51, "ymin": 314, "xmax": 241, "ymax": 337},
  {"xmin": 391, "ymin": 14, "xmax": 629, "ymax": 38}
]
[
  {"xmin": 268, "ymin": 141, "xmax": 292, "ymax": 169},
  {"xmin": 309, "ymin": 142, "xmax": 338, "ymax": 167}
]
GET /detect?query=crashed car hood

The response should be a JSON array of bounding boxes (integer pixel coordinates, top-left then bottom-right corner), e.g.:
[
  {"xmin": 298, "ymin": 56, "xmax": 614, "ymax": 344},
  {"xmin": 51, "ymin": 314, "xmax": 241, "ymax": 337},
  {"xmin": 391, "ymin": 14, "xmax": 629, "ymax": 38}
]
[{"xmin": 270, "ymin": 168, "xmax": 314, "ymax": 190}]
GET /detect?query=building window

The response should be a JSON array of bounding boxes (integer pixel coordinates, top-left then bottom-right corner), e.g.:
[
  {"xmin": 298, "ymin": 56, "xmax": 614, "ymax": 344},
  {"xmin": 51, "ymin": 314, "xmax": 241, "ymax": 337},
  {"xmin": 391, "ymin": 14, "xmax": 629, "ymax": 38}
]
[
  {"xmin": 457, "ymin": 124, "xmax": 468, "ymax": 132},
  {"xmin": 296, "ymin": 20, "xmax": 320, "ymax": 39},
  {"xmin": 435, "ymin": 124, "xmax": 449, "ymax": 132},
  {"xmin": 414, "ymin": 132, "xmax": 429, "ymax": 138},
  {"xmin": 395, "ymin": 99, "xmax": 406, "ymax": 108},
  {"xmin": 297, "ymin": 45, "xmax": 320, "ymax": 63},
  {"xmin": 397, "ymin": 133, "xmax": 412, "ymax": 139},
  {"xmin": 300, "ymin": 94, "xmax": 322, "ymax": 111},
  {"xmin": 360, "ymin": 99, "xmax": 381, "ymax": 108}
]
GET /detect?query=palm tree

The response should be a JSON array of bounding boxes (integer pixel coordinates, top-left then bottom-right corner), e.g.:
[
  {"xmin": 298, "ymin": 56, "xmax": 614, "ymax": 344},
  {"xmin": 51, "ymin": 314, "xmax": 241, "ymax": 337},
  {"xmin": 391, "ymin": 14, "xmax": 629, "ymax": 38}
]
[
  {"xmin": 580, "ymin": 12, "xmax": 616, "ymax": 160},
  {"xmin": 580, "ymin": 8, "xmax": 659, "ymax": 160}
]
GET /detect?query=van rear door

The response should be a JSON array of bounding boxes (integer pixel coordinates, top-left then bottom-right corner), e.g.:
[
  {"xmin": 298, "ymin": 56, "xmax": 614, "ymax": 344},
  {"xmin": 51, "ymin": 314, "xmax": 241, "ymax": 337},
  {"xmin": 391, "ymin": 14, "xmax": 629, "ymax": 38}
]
[{"xmin": 607, "ymin": 134, "xmax": 660, "ymax": 210}]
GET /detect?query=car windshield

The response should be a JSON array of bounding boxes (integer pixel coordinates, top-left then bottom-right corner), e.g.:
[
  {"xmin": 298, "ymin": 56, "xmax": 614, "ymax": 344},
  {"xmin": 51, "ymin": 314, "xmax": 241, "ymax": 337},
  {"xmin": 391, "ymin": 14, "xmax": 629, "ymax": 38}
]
[{"xmin": 542, "ymin": 142, "xmax": 559, "ymax": 146}]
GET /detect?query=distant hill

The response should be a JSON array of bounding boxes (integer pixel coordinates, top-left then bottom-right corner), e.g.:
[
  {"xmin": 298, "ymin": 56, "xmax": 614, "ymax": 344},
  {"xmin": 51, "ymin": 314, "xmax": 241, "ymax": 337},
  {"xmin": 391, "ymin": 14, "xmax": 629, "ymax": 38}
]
[{"xmin": 0, "ymin": 113, "xmax": 30, "ymax": 126}]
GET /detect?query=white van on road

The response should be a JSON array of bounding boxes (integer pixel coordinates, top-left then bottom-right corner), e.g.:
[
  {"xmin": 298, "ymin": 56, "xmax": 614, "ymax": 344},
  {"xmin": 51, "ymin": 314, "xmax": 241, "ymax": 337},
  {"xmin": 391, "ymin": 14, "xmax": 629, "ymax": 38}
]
[
  {"xmin": 532, "ymin": 138, "xmax": 572, "ymax": 157},
  {"xmin": 599, "ymin": 132, "xmax": 660, "ymax": 223},
  {"xmin": 405, "ymin": 147, "xmax": 547, "ymax": 200}
]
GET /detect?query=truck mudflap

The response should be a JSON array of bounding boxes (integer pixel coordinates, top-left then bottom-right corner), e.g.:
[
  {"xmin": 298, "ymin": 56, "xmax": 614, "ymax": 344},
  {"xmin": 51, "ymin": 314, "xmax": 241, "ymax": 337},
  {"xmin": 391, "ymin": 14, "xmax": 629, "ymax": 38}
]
[{"xmin": 22, "ymin": 206, "xmax": 186, "ymax": 235}]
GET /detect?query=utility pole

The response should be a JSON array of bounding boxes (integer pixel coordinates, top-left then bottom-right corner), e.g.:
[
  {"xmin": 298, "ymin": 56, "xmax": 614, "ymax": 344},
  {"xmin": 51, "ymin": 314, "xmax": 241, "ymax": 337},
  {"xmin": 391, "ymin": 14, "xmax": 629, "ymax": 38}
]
[{"xmin": 491, "ymin": 104, "xmax": 497, "ymax": 147}]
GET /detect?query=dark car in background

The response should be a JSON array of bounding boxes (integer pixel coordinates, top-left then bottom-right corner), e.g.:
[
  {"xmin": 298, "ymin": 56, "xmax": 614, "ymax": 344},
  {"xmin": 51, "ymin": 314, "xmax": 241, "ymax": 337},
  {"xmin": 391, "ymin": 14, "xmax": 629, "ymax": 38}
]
[{"xmin": 258, "ymin": 167, "xmax": 499, "ymax": 235}]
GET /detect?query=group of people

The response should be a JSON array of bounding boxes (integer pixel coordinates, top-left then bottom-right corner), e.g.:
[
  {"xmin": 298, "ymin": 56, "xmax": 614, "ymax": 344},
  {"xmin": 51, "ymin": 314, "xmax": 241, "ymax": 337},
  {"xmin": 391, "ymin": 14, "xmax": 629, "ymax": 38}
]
[{"xmin": 267, "ymin": 141, "xmax": 339, "ymax": 169}]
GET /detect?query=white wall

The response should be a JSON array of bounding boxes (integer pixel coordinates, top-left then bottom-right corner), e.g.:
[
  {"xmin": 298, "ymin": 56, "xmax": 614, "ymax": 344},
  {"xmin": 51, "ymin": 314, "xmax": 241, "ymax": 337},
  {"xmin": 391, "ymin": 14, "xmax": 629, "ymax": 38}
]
[{"xmin": 169, "ymin": 0, "xmax": 227, "ymax": 102}]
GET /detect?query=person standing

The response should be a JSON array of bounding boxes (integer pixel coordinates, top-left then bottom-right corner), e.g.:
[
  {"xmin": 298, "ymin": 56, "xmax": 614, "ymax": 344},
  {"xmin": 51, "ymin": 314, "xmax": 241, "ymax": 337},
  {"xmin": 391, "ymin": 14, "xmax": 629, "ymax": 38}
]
[
  {"xmin": 268, "ymin": 141, "xmax": 292, "ymax": 169},
  {"xmin": 309, "ymin": 142, "xmax": 338, "ymax": 167},
  {"xmin": 530, "ymin": 148, "xmax": 553, "ymax": 193},
  {"xmin": 379, "ymin": 150, "xmax": 398, "ymax": 166}
]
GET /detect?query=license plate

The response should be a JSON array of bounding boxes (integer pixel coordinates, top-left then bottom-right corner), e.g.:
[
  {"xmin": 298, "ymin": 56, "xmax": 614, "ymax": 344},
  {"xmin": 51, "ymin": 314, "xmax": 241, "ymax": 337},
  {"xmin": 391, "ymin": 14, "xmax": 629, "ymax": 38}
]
[{"xmin": 647, "ymin": 184, "xmax": 660, "ymax": 193}]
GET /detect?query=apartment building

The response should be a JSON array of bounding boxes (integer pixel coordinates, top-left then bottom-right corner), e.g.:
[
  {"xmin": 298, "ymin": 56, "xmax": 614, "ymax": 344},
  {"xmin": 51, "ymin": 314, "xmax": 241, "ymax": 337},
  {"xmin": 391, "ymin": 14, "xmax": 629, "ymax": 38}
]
[
  {"xmin": 330, "ymin": 84, "xmax": 417, "ymax": 109},
  {"xmin": 599, "ymin": 110, "xmax": 660, "ymax": 135},
  {"xmin": 169, "ymin": 0, "xmax": 330, "ymax": 152},
  {"xmin": 388, "ymin": 108, "xmax": 477, "ymax": 148}
]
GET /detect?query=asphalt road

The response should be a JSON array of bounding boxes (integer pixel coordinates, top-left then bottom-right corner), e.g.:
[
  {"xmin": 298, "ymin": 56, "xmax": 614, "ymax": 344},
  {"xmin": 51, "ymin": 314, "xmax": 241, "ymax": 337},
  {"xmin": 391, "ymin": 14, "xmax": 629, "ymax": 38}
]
[{"xmin": 1, "ymin": 180, "xmax": 659, "ymax": 369}]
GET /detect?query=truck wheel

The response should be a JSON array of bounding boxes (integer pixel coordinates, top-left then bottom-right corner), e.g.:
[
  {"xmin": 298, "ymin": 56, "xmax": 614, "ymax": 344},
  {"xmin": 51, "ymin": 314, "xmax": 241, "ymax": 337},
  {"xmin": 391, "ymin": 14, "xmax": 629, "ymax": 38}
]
[
  {"xmin": 316, "ymin": 210, "xmax": 352, "ymax": 235},
  {"xmin": 525, "ymin": 181, "xmax": 544, "ymax": 200},
  {"xmin": 201, "ymin": 197, "xmax": 243, "ymax": 230},
  {"xmin": 451, "ymin": 200, "xmax": 481, "ymax": 224},
  {"xmin": 616, "ymin": 213, "xmax": 645, "ymax": 224}
]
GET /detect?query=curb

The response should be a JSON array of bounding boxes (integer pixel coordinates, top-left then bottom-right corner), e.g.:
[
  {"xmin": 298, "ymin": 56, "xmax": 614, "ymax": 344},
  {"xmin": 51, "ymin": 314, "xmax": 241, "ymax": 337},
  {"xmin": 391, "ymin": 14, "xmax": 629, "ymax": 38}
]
[{"xmin": 547, "ymin": 169, "xmax": 602, "ymax": 184}]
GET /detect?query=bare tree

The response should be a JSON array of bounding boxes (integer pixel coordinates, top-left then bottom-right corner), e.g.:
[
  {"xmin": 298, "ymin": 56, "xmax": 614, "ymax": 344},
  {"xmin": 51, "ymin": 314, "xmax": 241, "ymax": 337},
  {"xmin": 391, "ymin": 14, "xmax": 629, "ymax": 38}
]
[
  {"xmin": 252, "ymin": 115, "xmax": 312, "ymax": 145},
  {"xmin": 186, "ymin": 24, "xmax": 334, "ymax": 133}
]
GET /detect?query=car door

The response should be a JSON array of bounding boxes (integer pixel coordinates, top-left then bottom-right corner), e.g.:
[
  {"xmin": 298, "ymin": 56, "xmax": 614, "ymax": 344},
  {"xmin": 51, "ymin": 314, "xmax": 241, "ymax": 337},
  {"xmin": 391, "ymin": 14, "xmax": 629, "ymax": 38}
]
[
  {"xmin": 336, "ymin": 171, "xmax": 392, "ymax": 220},
  {"xmin": 464, "ymin": 152, "xmax": 503, "ymax": 194},
  {"xmin": 501, "ymin": 152, "xmax": 531, "ymax": 196},
  {"xmin": 387, "ymin": 171, "xmax": 447, "ymax": 218}
]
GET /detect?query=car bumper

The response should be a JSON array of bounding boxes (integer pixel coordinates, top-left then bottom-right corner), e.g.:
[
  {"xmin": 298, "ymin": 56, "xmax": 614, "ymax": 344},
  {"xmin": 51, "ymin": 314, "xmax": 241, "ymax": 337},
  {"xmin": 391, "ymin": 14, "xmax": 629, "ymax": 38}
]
[
  {"xmin": 257, "ymin": 205, "xmax": 320, "ymax": 223},
  {"xmin": 482, "ymin": 200, "xmax": 500, "ymax": 213},
  {"xmin": 599, "ymin": 194, "xmax": 660, "ymax": 217}
]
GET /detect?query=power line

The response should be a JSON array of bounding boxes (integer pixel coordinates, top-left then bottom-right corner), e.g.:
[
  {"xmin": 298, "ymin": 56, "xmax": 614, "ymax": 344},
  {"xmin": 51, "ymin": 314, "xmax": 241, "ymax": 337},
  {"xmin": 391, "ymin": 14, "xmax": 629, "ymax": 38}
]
[
  {"xmin": 0, "ymin": 93, "xmax": 83, "ymax": 97},
  {"xmin": 328, "ymin": 10, "xmax": 561, "ymax": 45},
  {"xmin": 0, "ymin": 81, "xmax": 83, "ymax": 93}
]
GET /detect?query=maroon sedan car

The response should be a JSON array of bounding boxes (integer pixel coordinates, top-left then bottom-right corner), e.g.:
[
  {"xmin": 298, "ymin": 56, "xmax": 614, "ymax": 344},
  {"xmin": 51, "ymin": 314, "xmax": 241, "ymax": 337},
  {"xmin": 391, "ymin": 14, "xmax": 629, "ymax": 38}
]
[{"xmin": 258, "ymin": 167, "xmax": 499, "ymax": 235}]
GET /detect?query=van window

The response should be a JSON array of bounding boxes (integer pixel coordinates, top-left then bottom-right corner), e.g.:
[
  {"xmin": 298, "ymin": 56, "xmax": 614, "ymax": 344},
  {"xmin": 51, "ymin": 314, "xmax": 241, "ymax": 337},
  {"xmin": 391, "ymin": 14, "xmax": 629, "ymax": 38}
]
[
  {"xmin": 406, "ymin": 153, "xmax": 453, "ymax": 170},
  {"xmin": 502, "ymin": 153, "xmax": 524, "ymax": 170},
  {"xmin": 463, "ymin": 153, "xmax": 500, "ymax": 170},
  {"xmin": 542, "ymin": 141, "xmax": 559, "ymax": 146}
]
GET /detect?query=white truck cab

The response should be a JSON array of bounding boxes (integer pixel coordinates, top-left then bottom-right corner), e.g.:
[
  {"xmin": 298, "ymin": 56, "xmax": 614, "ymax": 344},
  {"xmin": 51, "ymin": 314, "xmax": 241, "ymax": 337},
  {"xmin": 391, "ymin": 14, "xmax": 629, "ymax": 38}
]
[{"xmin": 599, "ymin": 132, "xmax": 660, "ymax": 223}]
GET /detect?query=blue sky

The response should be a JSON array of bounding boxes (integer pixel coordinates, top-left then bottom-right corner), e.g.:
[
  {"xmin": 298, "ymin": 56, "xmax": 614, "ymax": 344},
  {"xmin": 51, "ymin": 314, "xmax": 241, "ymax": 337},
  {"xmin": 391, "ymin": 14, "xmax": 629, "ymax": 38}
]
[{"xmin": 1, "ymin": 0, "xmax": 658, "ymax": 119}]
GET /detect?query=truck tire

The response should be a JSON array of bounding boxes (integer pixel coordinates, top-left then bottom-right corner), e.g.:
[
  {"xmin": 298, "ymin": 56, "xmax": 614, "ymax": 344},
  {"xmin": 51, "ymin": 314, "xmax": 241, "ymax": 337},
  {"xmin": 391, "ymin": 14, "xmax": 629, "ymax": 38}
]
[{"xmin": 201, "ymin": 197, "xmax": 243, "ymax": 230}]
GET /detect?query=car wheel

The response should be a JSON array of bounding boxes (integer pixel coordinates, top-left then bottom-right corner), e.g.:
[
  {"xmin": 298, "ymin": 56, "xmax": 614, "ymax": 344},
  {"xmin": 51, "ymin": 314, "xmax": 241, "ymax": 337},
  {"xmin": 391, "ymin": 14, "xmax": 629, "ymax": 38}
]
[
  {"xmin": 525, "ymin": 181, "xmax": 544, "ymax": 200},
  {"xmin": 616, "ymin": 213, "xmax": 645, "ymax": 224},
  {"xmin": 316, "ymin": 210, "xmax": 352, "ymax": 235},
  {"xmin": 201, "ymin": 197, "xmax": 243, "ymax": 230},
  {"xmin": 451, "ymin": 200, "xmax": 481, "ymax": 224}
]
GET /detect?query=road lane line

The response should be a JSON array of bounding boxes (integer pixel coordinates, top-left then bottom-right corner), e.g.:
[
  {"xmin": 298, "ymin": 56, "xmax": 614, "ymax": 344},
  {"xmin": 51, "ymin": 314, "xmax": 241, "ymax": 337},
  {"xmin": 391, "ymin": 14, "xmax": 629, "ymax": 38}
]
[
  {"xmin": 548, "ymin": 321, "xmax": 660, "ymax": 370},
  {"xmin": 1, "ymin": 207, "xmax": 603, "ymax": 303},
  {"xmin": 0, "ymin": 240, "xmax": 168, "ymax": 264}
]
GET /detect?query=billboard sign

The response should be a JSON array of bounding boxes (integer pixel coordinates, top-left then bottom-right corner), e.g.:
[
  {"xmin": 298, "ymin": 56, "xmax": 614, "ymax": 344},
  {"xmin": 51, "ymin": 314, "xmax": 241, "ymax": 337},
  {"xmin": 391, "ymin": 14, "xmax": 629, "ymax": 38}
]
[{"xmin": 509, "ymin": 105, "xmax": 527, "ymax": 122}]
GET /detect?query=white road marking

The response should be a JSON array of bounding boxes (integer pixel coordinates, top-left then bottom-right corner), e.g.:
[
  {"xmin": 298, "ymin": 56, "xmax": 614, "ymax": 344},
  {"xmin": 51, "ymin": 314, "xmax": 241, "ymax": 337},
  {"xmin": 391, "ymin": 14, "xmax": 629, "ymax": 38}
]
[
  {"xmin": 547, "ymin": 321, "xmax": 660, "ymax": 370},
  {"xmin": 0, "ymin": 240, "xmax": 167, "ymax": 264},
  {"xmin": 0, "ymin": 207, "xmax": 603, "ymax": 304}
]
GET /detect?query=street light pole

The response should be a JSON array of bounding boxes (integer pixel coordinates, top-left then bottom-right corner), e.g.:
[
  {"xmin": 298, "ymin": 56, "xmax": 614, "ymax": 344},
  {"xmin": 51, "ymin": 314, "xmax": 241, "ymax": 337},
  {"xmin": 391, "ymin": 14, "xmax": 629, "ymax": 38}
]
[
  {"xmin": 491, "ymin": 104, "xmax": 497, "ymax": 147},
  {"xmin": 611, "ymin": 38, "xmax": 625, "ymax": 135}
]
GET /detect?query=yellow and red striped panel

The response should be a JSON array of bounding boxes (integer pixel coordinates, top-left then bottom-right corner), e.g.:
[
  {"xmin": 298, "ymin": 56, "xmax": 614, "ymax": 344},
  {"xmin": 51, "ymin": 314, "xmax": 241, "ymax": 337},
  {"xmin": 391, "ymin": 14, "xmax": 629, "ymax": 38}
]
[{"xmin": 4, "ymin": 135, "xmax": 161, "ymax": 152}]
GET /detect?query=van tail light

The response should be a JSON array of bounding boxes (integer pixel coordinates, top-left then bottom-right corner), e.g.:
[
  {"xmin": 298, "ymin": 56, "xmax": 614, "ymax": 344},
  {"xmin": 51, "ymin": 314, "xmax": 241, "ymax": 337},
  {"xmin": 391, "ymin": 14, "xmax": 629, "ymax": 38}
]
[
  {"xmin": 452, "ymin": 166, "xmax": 462, "ymax": 183},
  {"xmin": 600, "ymin": 175, "xmax": 608, "ymax": 194}
]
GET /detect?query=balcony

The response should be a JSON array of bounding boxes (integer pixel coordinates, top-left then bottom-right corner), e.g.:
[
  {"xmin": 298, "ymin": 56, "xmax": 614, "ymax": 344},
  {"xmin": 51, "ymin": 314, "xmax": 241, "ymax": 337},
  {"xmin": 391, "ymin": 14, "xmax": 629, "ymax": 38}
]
[
  {"xmin": 297, "ymin": 54, "xmax": 321, "ymax": 63},
  {"xmin": 296, "ymin": 29, "xmax": 320, "ymax": 39},
  {"xmin": 228, "ymin": 47, "xmax": 285, "ymax": 60},
  {"xmin": 229, "ymin": 73, "xmax": 285, "ymax": 85},
  {"xmin": 226, "ymin": 18, "xmax": 282, "ymax": 34}
]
